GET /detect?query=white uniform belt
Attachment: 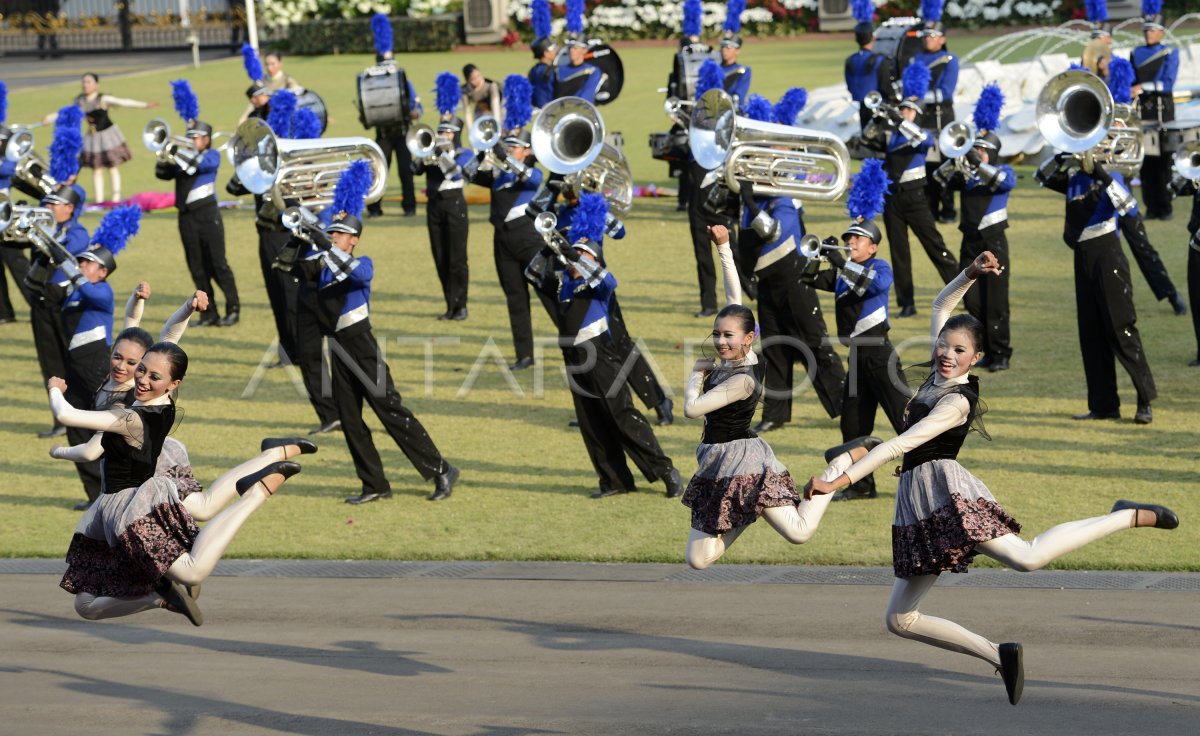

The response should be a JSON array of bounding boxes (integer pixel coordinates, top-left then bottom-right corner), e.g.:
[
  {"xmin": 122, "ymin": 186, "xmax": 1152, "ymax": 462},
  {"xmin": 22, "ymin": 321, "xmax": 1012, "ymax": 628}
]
[
  {"xmin": 1079, "ymin": 219, "xmax": 1117, "ymax": 242},
  {"xmin": 899, "ymin": 167, "xmax": 926, "ymax": 184},
  {"xmin": 186, "ymin": 182, "xmax": 215, "ymax": 204},
  {"xmin": 69, "ymin": 325, "xmax": 107, "ymax": 351},
  {"xmin": 978, "ymin": 207, "xmax": 1008, "ymax": 230},
  {"xmin": 754, "ymin": 237, "xmax": 796, "ymax": 272},
  {"xmin": 335, "ymin": 303, "xmax": 369, "ymax": 332},
  {"xmin": 505, "ymin": 203, "xmax": 529, "ymax": 222},
  {"xmin": 574, "ymin": 316, "xmax": 608, "ymax": 345},
  {"xmin": 438, "ymin": 179, "xmax": 465, "ymax": 192}
]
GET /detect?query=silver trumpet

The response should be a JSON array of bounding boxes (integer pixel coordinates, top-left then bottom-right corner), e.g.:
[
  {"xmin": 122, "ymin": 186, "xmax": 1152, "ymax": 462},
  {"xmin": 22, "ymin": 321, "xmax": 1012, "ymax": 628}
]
[
  {"xmin": 1173, "ymin": 140, "xmax": 1200, "ymax": 182},
  {"xmin": 468, "ymin": 114, "xmax": 502, "ymax": 151},
  {"xmin": 532, "ymin": 210, "xmax": 606, "ymax": 289},
  {"xmin": 231, "ymin": 118, "xmax": 387, "ymax": 210},
  {"xmin": 932, "ymin": 120, "xmax": 1002, "ymax": 188},
  {"xmin": 863, "ymin": 91, "xmax": 925, "ymax": 145},
  {"xmin": 689, "ymin": 88, "xmax": 851, "ymax": 202},
  {"xmin": 143, "ymin": 118, "xmax": 203, "ymax": 175},
  {"xmin": 405, "ymin": 123, "xmax": 438, "ymax": 161},
  {"xmin": 4, "ymin": 201, "xmax": 80, "ymax": 292},
  {"xmin": 1, "ymin": 126, "xmax": 36, "ymax": 163},
  {"xmin": 12, "ymin": 149, "xmax": 57, "ymax": 199},
  {"xmin": 664, "ymin": 96, "xmax": 695, "ymax": 129},
  {"xmin": 798, "ymin": 232, "xmax": 851, "ymax": 260}
]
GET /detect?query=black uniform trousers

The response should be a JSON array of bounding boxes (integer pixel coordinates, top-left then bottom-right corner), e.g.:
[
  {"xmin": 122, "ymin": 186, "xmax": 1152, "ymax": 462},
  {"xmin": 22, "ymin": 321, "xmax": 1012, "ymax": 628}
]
[
  {"xmin": 493, "ymin": 225, "xmax": 549, "ymax": 362},
  {"xmin": 0, "ymin": 244, "xmax": 32, "ymax": 321},
  {"xmin": 841, "ymin": 341, "xmax": 907, "ymax": 442},
  {"xmin": 294, "ymin": 281, "xmax": 340, "ymax": 427},
  {"xmin": 368, "ymin": 126, "xmax": 416, "ymax": 215},
  {"xmin": 1073, "ymin": 240, "xmax": 1157, "ymax": 413},
  {"xmin": 883, "ymin": 183, "xmax": 959, "ymax": 308},
  {"xmin": 1138, "ymin": 93, "xmax": 1174, "ymax": 219},
  {"xmin": 258, "ymin": 227, "xmax": 300, "ymax": 360},
  {"xmin": 29, "ymin": 291, "xmax": 68, "ymax": 387},
  {"xmin": 427, "ymin": 191, "xmax": 469, "ymax": 314},
  {"xmin": 563, "ymin": 338, "xmax": 674, "ymax": 492},
  {"xmin": 178, "ymin": 203, "xmax": 239, "ymax": 319},
  {"xmin": 1119, "ymin": 213, "xmax": 1177, "ymax": 302},
  {"xmin": 687, "ymin": 203, "xmax": 723, "ymax": 312},
  {"xmin": 64, "ymin": 343, "xmax": 109, "ymax": 501},
  {"xmin": 1189, "ymin": 240, "xmax": 1200, "ymax": 362},
  {"xmin": 606, "ymin": 295, "xmax": 666, "ymax": 411},
  {"xmin": 757, "ymin": 274, "xmax": 845, "ymax": 422},
  {"xmin": 328, "ymin": 328, "xmax": 447, "ymax": 494},
  {"xmin": 959, "ymin": 231, "xmax": 1012, "ymax": 360}
]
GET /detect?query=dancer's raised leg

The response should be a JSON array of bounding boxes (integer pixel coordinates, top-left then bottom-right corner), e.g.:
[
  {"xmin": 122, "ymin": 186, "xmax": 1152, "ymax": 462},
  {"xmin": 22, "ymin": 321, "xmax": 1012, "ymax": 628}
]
[{"xmin": 183, "ymin": 439, "xmax": 313, "ymax": 521}]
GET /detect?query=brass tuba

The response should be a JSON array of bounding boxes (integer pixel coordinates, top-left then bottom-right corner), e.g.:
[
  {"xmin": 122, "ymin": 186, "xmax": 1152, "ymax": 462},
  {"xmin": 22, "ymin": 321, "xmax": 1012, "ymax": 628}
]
[
  {"xmin": 143, "ymin": 118, "xmax": 202, "ymax": 175},
  {"xmin": 230, "ymin": 118, "xmax": 387, "ymax": 210},
  {"xmin": 689, "ymin": 89, "xmax": 851, "ymax": 202}
]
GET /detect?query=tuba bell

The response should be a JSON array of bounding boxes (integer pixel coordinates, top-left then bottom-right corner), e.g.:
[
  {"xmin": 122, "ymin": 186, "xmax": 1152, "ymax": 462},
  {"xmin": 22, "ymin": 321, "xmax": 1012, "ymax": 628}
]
[
  {"xmin": 230, "ymin": 118, "xmax": 387, "ymax": 210},
  {"xmin": 531, "ymin": 96, "xmax": 606, "ymax": 175},
  {"xmin": 689, "ymin": 88, "xmax": 851, "ymax": 202},
  {"xmin": 1036, "ymin": 70, "xmax": 1115, "ymax": 154},
  {"xmin": 405, "ymin": 123, "xmax": 438, "ymax": 161},
  {"xmin": 1, "ymin": 126, "xmax": 35, "ymax": 163}
]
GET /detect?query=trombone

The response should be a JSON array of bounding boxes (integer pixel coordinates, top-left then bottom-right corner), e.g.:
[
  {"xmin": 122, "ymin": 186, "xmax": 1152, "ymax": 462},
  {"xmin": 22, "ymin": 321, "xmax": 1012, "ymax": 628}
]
[{"xmin": 143, "ymin": 118, "xmax": 203, "ymax": 175}]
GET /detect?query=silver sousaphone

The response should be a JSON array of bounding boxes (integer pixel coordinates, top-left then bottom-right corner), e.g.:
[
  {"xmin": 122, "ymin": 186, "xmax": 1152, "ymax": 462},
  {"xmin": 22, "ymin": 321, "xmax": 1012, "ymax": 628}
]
[{"xmin": 531, "ymin": 97, "xmax": 633, "ymax": 214}]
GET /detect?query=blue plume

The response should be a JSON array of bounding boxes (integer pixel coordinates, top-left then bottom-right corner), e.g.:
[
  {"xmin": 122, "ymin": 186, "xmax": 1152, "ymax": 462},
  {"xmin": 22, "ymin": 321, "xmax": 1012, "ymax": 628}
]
[
  {"xmin": 0, "ymin": 81, "xmax": 7, "ymax": 124},
  {"xmin": 683, "ymin": 0, "xmax": 702, "ymax": 37},
  {"xmin": 1142, "ymin": 0, "xmax": 1162, "ymax": 16},
  {"xmin": 773, "ymin": 87, "xmax": 807, "ymax": 126},
  {"xmin": 503, "ymin": 74, "xmax": 533, "ymax": 130},
  {"xmin": 1085, "ymin": 0, "xmax": 1108, "ymax": 22},
  {"xmin": 1068, "ymin": 62, "xmax": 1090, "ymax": 72},
  {"xmin": 1108, "ymin": 57, "xmax": 1136, "ymax": 104},
  {"xmin": 724, "ymin": 0, "xmax": 745, "ymax": 34},
  {"xmin": 902, "ymin": 60, "xmax": 931, "ymax": 100},
  {"xmin": 852, "ymin": 0, "xmax": 874, "ymax": 24},
  {"xmin": 921, "ymin": 0, "xmax": 942, "ymax": 23},
  {"xmin": 170, "ymin": 80, "xmax": 200, "ymax": 123},
  {"xmin": 531, "ymin": 0, "xmax": 552, "ymax": 40},
  {"xmin": 435, "ymin": 72, "xmax": 460, "ymax": 116},
  {"xmin": 371, "ymin": 13, "xmax": 393, "ymax": 57},
  {"xmin": 972, "ymin": 83, "xmax": 1004, "ymax": 132},
  {"xmin": 695, "ymin": 60, "xmax": 724, "ymax": 100},
  {"xmin": 241, "ymin": 43, "xmax": 263, "ymax": 82},
  {"xmin": 331, "ymin": 159, "xmax": 373, "ymax": 218},
  {"xmin": 743, "ymin": 94, "xmax": 773, "ymax": 122},
  {"xmin": 566, "ymin": 0, "xmax": 585, "ymax": 34},
  {"xmin": 847, "ymin": 159, "xmax": 891, "ymax": 222},
  {"xmin": 569, "ymin": 193, "xmax": 608, "ymax": 244},
  {"xmin": 90, "ymin": 205, "xmax": 141, "ymax": 255},
  {"xmin": 50, "ymin": 105, "xmax": 83, "ymax": 183},
  {"xmin": 292, "ymin": 107, "xmax": 322, "ymax": 139},
  {"xmin": 267, "ymin": 89, "xmax": 298, "ymax": 137}
]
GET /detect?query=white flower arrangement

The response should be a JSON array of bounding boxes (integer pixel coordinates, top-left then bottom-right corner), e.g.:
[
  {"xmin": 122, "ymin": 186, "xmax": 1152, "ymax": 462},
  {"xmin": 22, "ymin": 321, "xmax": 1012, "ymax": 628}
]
[{"xmin": 945, "ymin": 0, "xmax": 1059, "ymax": 22}]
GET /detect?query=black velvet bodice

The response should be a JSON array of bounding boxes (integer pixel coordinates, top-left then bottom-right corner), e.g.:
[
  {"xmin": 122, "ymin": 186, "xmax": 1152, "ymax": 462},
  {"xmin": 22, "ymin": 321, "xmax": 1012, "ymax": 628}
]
[
  {"xmin": 700, "ymin": 361, "xmax": 765, "ymax": 444},
  {"xmin": 900, "ymin": 375, "xmax": 979, "ymax": 473},
  {"xmin": 100, "ymin": 403, "xmax": 176, "ymax": 493}
]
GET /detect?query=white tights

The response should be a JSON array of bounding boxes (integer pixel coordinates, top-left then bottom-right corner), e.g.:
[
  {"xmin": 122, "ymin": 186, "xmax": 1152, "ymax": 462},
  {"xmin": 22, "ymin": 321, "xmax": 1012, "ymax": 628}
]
[
  {"xmin": 684, "ymin": 453, "xmax": 849, "ymax": 570},
  {"xmin": 72, "ymin": 448, "xmax": 287, "ymax": 619},
  {"xmin": 92, "ymin": 167, "xmax": 122, "ymax": 204},
  {"xmin": 884, "ymin": 509, "xmax": 1137, "ymax": 667}
]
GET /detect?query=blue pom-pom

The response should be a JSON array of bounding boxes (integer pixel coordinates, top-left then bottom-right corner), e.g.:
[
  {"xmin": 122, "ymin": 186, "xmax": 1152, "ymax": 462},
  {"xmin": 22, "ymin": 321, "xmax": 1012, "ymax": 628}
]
[
  {"xmin": 773, "ymin": 87, "xmax": 808, "ymax": 126},
  {"xmin": 241, "ymin": 43, "xmax": 263, "ymax": 82},
  {"xmin": 852, "ymin": 0, "xmax": 874, "ymax": 24},
  {"xmin": 695, "ymin": 59, "xmax": 724, "ymax": 101},
  {"xmin": 1142, "ymin": 0, "xmax": 1162, "ymax": 16},
  {"xmin": 503, "ymin": 74, "xmax": 533, "ymax": 130},
  {"xmin": 569, "ymin": 192, "xmax": 608, "ymax": 244},
  {"xmin": 331, "ymin": 159, "xmax": 374, "ymax": 218},
  {"xmin": 435, "ymin": 72, "xmax": 460, "ymax": 116},
  {"xmin": 267, "ymin": 89, "xmax": 298, "ymax": 138},
  {"xmin": 743, "ymin": 95, "xmax": 773, "ymax": 123},
  {"xmin": 371, "ymin": 13, "xmax": 393, "ymax": 57},
  {"xmin": 683, "ymin": 0, "xmax": 702, "ymax": 37},
  {"xmin": 724, "ymin": 0, "xmax": 745, "ymax": 34},
  {"xmin": 847, "ymin": 159, "xmax": 891, "ymax": 222},
  {"xmin": 90, "ymin": 204, "xmax": 141, "ymax": 255},
  {"xmin": 921, "ymin": 0, "xmax": 942, "ymax": 23},
  {"xmin": 531, "ymin": 0, "xmax": 553, "ymax": 40},
  {"xmin": 50, "ymin": 105, "xmax": 84, "ymax": 183},
  {"xmin": 1108, "ymin": 57, "xmax": 1136, "ymax": 104},
  {"xmin": 292, "ymin": 107, "xmax": 322, "ymax": 139},
  {"xmin": 972, "ymin": 83, "xmax": 1004, "ymax": 132},
  {"xmin": 902, "ymin": 61, "xmax": 931, "ymax": 100},
  {"xmin": 0, "ymin": 81, "xmax": 7, "ymax": 125},
  {"xmin": 1085, "ymin": 0, "xmax": 1108, "ymax": 22},
  {"xmin": 170, "ymin": 80, "xmax": 200, "ymax": 123},
  {"xmin": 566, "ymin": 0, "xmax": 585, "ymax": 34}
]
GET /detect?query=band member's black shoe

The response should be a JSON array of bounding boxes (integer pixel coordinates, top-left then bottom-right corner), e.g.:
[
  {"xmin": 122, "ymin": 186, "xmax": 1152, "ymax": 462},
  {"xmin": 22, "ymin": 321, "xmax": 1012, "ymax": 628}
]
[
  {"xmin": 1111, "ymin": 500, "xmax": 1179, "ymax": 530},
  {"xmin": 1071, "ymin": 410, "xmax": 1120, "ymax": 421},
  {"xmin": 694, "ymin": 308, "xmax": 718, "ymax": 318},
  {"xmin": 437, "ymin": 311, "xmax": 452, "ymax": 320},
  {"xmin": 38, "ymin": 424, "xmax": 67, "ymax": 439},
  {"xmin": 236, "ymin": 461, "xmax": 302, "ymax": 496},
  {"xmin": 219, "ymin": 310, "xmax": 240, "ymax": 327},
  {"xmin": 308, "ymin": 420, "xmax": 342, "ymax": 435},
  {"xmin": 451, "ymin": 307, "xmax": 468, "ymax": 321},
  {"xmin": 988, "ymin": 357, "xmax": 1010, "ymax": 372},
  {"xmin": 74, "ymin": 500, "xmax": 93, "ymax": 511},
  {"xmin": 591, "ymin": 482, "xmax": 633, "ymax": 499},
  {"xmin": 345, "ymin": 490, "xmax": 393, "ymax": 504},
  {"xmin": 157, "ymin": 578, "xmax": 204, "ymax": 627},
  {"xmin": 662, "ymin": 467, "xmax": 684, "ymax": 498},
  {"xmin": 509, "ymin": 356, "xmax": 534, "ymax": 371},
  {"xmin": 823, "ymin": 436, "xmax": 883, "ymax": 463},
  {"xmin": 1134, "ymin": 402, "xmax": 1153, "ymax": 424},
  {"xmin": 260, "ymin": 437, "xmax": 319, "ymax": 455},
  {"xmin": 752, "ymin": 420, "xmax": 785, "ymax": 434},
  {"xmin": 998, "ymin": 642, "xmax": 1023, "ymax": 705},
  {"xmin": 428, "ymin": 465, "xmax": 459, "ymax": 501},
  {"xmin": 1169, "ymin": 292, "xmax": 1187, "ymax": 316},
  {"xmin": 655, "ymin": 398, "xmax": 674, "ymax": 426},
  {"xmin": 897, "ymin": 305, "xmax": 918, "ymax": 318}
]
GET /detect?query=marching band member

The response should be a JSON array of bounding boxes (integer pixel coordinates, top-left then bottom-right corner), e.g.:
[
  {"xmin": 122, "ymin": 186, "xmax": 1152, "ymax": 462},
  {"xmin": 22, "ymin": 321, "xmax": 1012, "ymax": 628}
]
[
  {"xmin": 912, "ymin": 0, "xmax": 959, "ymax": 224},
  {"xmin": 1181, "ymin": 171, "xmax": 1200, "ymax": 365},
  {"xmin": 290, "ymin": 161, "xmax": 459, "ymax": 503},
  {"xmin": 415, "ymin": 72, "xmax": 475, "ymax": 321},
  {"xmin": 364, "ymin": 14, "xmax": 422, "ymax": 219},
  {"xmin": 238, "ymin": 45, "xmax": 301, "ymax": 124},
  {"xmin": 940, "ymin": 84, "xmax": 1015, "ymax": 372},
  {"xmin": 1036, "ymin": 145, "xmax": 1156, "ymax": 424},
  {"xmin": 0, "ymin": 80, "xmax": 32, "ymax": 324},
  {"xmin": 845, "ymin": 0, "xmax": 886, "ymax": 134},
  {"xmin": 670, "ymin": 0, "xmax": 709, "ymax": 211},
  {"xmin": 882, "ymin": 61, "xmax": 959, "ymax": 319},
  {"xmin": 554, "ymin": 0, "xmax": 601, "ymax": 103},
  {"xmin": 804, "ymin": 159, "xmax": 909, "ymax": 501},
  {"xmin": 1082, "ymin": 0, "xmax": 1113, "ymax": 77},
  {"xmin": 527, "ymin": 0, "xmax": 557, "ymax": 110},
  {"xmin": 1131, "ymin": 0, "xmax": 1179, "ymax": 220},
  {"xmin": 718, "ymin": 0, "xmax": 752, "ymax": 111},
  {"xmin": 738, "ymin": 91, "xmax": 845, "ymax": 434}
]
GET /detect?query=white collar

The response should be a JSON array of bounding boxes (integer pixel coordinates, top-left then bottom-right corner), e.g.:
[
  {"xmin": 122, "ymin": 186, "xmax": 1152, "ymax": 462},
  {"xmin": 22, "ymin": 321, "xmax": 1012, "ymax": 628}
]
[
  {"xmin": 932, "ymin": 371, "xmax": 971, "ymax": 388},
  {"xmin": 719, "ymin": 347, "xmax": 759, "ymax": 369},
  {"xmin": 132, "ymin": 392, "xmax": 173, "ymax": 407}
]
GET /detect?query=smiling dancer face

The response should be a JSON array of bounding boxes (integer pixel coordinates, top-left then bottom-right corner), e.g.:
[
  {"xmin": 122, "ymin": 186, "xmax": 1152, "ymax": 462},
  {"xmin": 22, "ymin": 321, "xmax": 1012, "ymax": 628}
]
[
  {"xmin": 109, "ymin": 331, "xmax": 152, "ymax": 385},
  {"xmin": 711, "ymin": 314, "xmax": 753, "ymax": 362},
  {"xmin": 133, "ymin": 347, "xmax": 185, "ymax": 402},
  {"xmin": 934, "ymin": 324, "xmax": 982, "ymax": 381}
]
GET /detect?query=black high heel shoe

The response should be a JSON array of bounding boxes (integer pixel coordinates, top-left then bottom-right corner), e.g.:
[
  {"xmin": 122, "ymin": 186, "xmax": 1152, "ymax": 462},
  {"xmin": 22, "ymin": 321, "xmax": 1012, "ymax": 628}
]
[
  {"xmin": 998, "ymin": 642, "xmax": 1023, "ymax": 705},
  {"xmin": 1111, "ymin": 500, "xmax": 1179, "ymax": 530},
  {"xmin": 236, "ymin": 461, "xmax": 302, "ymax": 496},
  {"xmin": 157, "ymin": 578, "xmax": 203, "ymax": 627},
  {"xmin": 260, "ymin": 437, "xmax": 318, "ymax": 455}
]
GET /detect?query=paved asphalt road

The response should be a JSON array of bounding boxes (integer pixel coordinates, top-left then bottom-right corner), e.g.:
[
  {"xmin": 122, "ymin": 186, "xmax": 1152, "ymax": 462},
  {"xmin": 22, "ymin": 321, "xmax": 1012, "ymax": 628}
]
[
  {"xmin": 1, "ymin": 560, "xmax": 1197, "ymax": 735},
  {"xmin": 1, "ymin": 50, "xmax": 236, "ymax": 92}
]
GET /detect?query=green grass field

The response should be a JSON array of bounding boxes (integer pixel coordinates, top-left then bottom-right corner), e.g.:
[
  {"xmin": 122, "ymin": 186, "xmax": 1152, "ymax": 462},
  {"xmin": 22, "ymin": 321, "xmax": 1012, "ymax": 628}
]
[{"xmin": 1, "ymin": 37, "xmax": 1197, "ymax": 569}]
